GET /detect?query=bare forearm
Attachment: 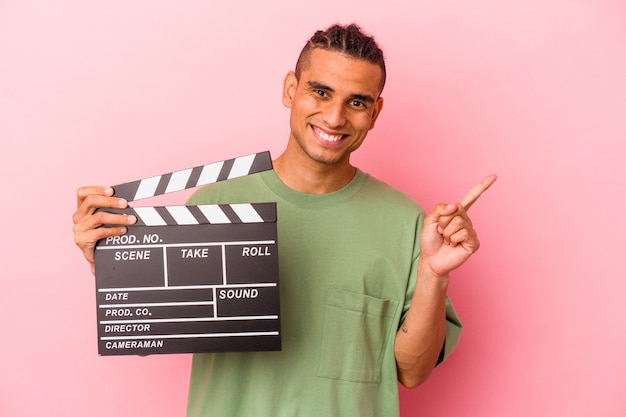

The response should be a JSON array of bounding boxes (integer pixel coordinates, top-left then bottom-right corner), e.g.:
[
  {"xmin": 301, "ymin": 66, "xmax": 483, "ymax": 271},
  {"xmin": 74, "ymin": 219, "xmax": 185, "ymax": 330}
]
[
  {"xmin": 394, "ymin": 175, "xmax": 495, "ymax": 387},
  {"xmin": 394, "ymin": 263, "xmax": 449, "ymax": 388}
]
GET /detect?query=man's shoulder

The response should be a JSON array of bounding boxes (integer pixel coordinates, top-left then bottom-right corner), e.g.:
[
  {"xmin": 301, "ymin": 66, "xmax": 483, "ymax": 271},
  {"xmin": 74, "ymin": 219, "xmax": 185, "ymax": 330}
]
[
  {"xmin": 187, "ymin": 172, "xmax": 267, "ymax": 205},
  {"xmin": 360, "ymin": 171, "xmax": 424, "ymax": 213}
]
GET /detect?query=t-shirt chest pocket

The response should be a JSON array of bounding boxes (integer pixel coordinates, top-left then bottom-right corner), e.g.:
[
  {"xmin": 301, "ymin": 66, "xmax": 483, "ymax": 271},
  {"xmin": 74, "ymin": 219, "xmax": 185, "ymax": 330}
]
[{"xmin": 317, "ymin": 288, "xmax": 399, "ymax": 383}]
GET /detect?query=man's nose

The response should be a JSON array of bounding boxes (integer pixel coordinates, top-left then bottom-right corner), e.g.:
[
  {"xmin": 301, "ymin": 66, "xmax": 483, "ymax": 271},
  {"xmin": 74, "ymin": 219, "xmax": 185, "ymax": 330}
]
[{"xmin": 321, "ymin": 101, "xmax": 346, "ymax": 128}]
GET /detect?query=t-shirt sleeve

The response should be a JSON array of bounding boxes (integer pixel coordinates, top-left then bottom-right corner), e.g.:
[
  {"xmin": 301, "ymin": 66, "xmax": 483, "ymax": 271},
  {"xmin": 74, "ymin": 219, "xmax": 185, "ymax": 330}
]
[{"xmin": 438, "ymin": 297, "xmax": 462, "ymax": 365}]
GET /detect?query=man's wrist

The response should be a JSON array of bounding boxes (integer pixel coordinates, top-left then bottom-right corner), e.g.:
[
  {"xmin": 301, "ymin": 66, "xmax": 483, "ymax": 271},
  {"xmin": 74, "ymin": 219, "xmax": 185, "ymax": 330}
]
[{"xmin": 418, "ymin": 260, "xmax": 450, "ymax": 289}]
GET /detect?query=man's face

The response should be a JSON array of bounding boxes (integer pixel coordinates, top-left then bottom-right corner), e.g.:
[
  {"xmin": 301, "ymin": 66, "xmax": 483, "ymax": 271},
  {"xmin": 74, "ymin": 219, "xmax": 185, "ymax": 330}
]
[{"xmin": 282, "ymin": 48, "xmax": 384, "ymax": 167}]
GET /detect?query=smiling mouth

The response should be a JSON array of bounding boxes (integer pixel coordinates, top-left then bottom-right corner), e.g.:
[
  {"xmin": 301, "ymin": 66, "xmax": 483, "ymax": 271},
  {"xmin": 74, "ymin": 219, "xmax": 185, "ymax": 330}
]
[{"xmin": 313, "ymin": 126, "xmax": 345, "ymax": 143}]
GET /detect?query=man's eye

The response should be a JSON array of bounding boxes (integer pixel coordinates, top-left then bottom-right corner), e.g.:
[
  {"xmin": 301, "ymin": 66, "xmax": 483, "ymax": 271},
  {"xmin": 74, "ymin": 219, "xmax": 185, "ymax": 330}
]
[
  {"xmin": 351, "ymin": 100, "xmax": 364, "ymax": 107},
  {"xmin": 316, "ymin": 90, "xmax": 327, "ymax": 97}
]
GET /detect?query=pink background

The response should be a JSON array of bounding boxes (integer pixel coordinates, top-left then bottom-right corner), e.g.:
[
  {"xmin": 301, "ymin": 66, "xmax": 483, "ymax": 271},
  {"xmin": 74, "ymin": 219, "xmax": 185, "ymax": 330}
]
[{"xmin": 1, "ymin": 1, "xmax": 625, "ymax": 416}]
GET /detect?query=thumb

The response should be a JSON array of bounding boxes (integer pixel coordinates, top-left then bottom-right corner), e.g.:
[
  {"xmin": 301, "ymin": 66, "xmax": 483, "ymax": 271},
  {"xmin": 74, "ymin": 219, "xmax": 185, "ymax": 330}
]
[{"xmin": 425, "ymin": 203, "xmax": 458, "ymax": 227}]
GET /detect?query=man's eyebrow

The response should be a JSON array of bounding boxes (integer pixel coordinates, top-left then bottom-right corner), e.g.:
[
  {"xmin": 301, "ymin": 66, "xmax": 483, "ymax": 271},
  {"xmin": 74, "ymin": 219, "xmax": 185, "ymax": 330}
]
[
  {"xmin": 350, "ymin": 93, "xmax": 376, "ymax": 104},
  {"xmin": 307, "ymin": 81, "xmax": 334, "ymax": 92},
  {"xmin": 306, "ymin": 81, "xmax": 376, "ymax": 104}
]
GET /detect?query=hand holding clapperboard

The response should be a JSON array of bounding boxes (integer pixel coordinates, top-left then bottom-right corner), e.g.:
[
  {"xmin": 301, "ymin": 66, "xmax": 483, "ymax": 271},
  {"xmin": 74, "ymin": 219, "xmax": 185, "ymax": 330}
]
[{"xmin": 94, "ymin": 151, "xmax": 280, "ymax": 356}]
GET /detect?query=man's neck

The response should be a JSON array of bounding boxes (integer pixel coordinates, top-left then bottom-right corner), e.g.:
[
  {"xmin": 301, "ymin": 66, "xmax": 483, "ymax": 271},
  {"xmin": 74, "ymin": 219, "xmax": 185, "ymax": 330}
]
[{"xmin": 272, "ymin": 150, "xmax": 357, "ymax": 195}]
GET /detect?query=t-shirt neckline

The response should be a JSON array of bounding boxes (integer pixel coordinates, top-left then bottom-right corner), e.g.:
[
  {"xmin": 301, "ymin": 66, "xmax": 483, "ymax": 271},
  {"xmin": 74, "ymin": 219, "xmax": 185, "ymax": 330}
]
[{"xmin": 259, "ymin": 169, "xmax": 368, "ymax": 209}]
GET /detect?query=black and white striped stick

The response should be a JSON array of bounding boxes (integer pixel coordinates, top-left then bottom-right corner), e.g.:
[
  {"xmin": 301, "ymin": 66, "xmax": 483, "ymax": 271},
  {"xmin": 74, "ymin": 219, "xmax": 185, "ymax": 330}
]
[
  {"xmin": 103, "ymin": 151, "xmax": 274, "ymax": 226},
  {"xmin": 112, "ymin": 151, "xmax": 272, "ymax": 201},
  {"xmin": 130, "ymin": 202, "xmax": 276, "ymax": 226}
]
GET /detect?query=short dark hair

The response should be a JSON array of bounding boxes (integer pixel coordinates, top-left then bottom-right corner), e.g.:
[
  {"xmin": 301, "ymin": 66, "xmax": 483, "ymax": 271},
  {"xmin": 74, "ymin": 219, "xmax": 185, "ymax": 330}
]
[{"xmin": 295, "ymin": 23, "xmax": 386, "ymax": 93}]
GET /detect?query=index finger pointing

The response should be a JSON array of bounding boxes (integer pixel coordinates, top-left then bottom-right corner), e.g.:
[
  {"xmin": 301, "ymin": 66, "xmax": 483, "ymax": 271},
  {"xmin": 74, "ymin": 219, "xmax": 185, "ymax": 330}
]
[{"xmin": 460, "ymin": 174, "xmax": 497, "ymax": 210}]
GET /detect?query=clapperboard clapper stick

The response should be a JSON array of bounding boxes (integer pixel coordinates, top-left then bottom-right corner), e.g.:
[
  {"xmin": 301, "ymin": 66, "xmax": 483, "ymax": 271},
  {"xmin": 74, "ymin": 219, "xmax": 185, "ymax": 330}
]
[{"xmin": 94, "ymin": 151, "xmax": 281, "ymax": 356}]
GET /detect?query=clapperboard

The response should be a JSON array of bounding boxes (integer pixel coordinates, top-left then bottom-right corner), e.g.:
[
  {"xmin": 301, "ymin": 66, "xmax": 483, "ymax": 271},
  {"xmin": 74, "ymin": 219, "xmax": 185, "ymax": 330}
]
[{"xmin": 93, "ymin": 151, "xmax": 280, "ymax": 356}]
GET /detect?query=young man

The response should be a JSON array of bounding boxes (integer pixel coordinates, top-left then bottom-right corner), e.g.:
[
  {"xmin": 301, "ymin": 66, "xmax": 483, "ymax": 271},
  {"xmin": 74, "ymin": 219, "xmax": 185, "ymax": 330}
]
[{"xmin": 73, "ymin": 24, "xmax": 495, "ymax": 416}]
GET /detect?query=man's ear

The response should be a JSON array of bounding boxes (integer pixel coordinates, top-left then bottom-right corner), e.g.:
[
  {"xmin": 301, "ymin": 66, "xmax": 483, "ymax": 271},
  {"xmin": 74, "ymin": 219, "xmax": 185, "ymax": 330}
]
[
  {"xmin": 368, "ymin": 96, "xmax": 384, "ymax": 130},
  {"xmin": 282, "ymin": 71, "xmax": 297, "ymax": 108}
]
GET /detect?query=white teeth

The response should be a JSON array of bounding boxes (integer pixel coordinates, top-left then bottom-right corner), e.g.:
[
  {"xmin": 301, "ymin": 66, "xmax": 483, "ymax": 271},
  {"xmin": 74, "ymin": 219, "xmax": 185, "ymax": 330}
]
[{"xmin": 314, "ymin": 127, "xmax": 343, "ymax": 142}]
